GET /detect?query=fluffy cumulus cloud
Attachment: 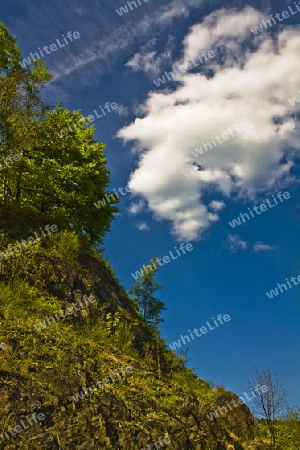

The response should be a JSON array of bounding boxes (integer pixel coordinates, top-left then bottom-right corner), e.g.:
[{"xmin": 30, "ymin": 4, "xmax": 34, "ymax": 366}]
[{"xmin": 118, "ymin": 6, "xmax": 300, "ymax": 241}]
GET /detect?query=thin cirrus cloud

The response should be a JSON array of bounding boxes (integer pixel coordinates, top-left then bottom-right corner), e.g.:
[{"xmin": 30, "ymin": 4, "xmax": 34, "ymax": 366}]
[
  {"xmin": 126, "ymin": 49, "xmax": 172, "ymax": 78},
  {"xmin": 12, "ymin": 0, "xmax": 206, "ymax": 101},
  {"xmin": 125, "ymin": 35, "xmax": 175, "ymax": 78},
  {"xmin": 117, "ymin": 6, "xmax": 300, "ymax": 242},
  {"xmin": 253, "ymin": 242, "xmax": 275, "ymax": 252}
]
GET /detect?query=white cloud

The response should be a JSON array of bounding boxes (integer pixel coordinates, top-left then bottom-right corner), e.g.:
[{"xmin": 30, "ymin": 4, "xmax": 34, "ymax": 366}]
[
  {"xmin": 118, "ymin": 7, "xmax": 300, "ymax": 241},
  {"xmin": 253, "ymin": 242, "xmax": 275, "ymax": 252},
  {"xmin": 136, "ymin": 221, "xmax": 150, "ymax": 231},
  {"xmin": 225, "ymin": 234, "xmax": 248, "ymax": 251},
  {"xmin": 72, "ymin": 6, "xmax": 89, "ymax": 16},
  {"xmin": 126, "ymin": 49, "xmax": 172, "ymax": 78},
  {"xmin": 182, "ymin": 6, "xmax": 266, "ymax": 63},
  {"xmin": 125, "ymin": 35, "xmax": 175, "ymax": 78},
  {"xmin": 45, "ymin": 0, "xmax": 204, "ymax": 88},
  {"xmin": 114, "ymin": 104, "xmax": 130, "ymax": 117},
  {"xmin": 14, "ymin": 0, "xmax": 208, "ymax": 103},
  {"xmin": 157, "ymin": 0, "xmax": 189, "ymax": 23},
  {"xmin": 209, "ymin": 200, "xmax": 226, "ymax": 212},
  {"xmin": 126, "ymin": 51, "xmax": 157, "ymax": 72},
  {"xmin": 128, "ymin": 200, "xmax": 145, "ymax": 215}
]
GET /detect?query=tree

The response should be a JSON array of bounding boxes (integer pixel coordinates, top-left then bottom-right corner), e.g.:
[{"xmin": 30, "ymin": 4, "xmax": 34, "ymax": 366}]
[
  {"xmin": 0, "ymin": 22, "xmax": 118, "ymax": 246},
  {"xmin": 129, "ymin": 257, "xmax": 166, "ymax": 379},
  {"xmin": 129, "ymin": 257, "xmax": 166, "ymax": 327},
  {"xmin": 248, "ymin": 367, "xmax": 288, "ymax": 447},
  {"xmin": 285, "ymin": 406, "xmax": 300, "ymax": 422},
  {"xmin": 0, "ymin": 22, "xmax": 22, "ymax": 74}
]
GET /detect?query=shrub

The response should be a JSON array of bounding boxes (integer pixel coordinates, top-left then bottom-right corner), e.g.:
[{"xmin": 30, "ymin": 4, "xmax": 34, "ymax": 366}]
[{"xmin": 43, "ymin": 230, "xmax": 80, "ymax": 261}]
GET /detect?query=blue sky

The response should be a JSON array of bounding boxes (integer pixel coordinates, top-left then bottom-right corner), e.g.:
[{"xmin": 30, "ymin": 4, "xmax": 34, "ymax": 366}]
[{"xmin": 3, "ymin": 0, "xmax": 300, "ymax": 407}]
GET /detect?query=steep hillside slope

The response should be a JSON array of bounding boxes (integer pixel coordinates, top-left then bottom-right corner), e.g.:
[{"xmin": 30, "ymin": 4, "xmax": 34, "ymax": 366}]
[{"xmin": 0, "ymin": 234, "xmax": 269, "ymax": 449}]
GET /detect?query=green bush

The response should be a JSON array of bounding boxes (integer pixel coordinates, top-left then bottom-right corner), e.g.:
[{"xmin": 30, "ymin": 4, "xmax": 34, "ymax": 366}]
[
  {"xmin": 172, "ymin": 366, "xmax": 213, "ymax": 398},
  {"xmin": 43, "ymin": 230, "xmax": 80, "ymax": 261},
  {"xmin": 274, "ymin": 420, "xmax": 300, "ymax": 450},
  {"xmin": 105, "ymin": 312, "xmax": 138, "ymax": 356},
  {"xmin": 112, "ymin": 321, "xmax": 137, "ymax": 354},
  {"xmin": 0, "ymin": 279, "xmax": 62, "ymax": 324}
]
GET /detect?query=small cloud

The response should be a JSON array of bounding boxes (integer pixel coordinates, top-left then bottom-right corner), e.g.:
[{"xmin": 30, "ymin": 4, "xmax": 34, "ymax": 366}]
[
  {"xmin": 72, "ymin": 6, "xmax": 89, "ymax": 15},
  {"xmin": 253, "ymin": 242, "xmax": 275, "ymax": 252},
  {"xmin": 131, "ymin": 100, "xmax": 148, "ymax": 118},
  {"xmin": 209, "ymin": 200, "xmax": 226, "ymax": 212},
  {"xmin": 126, "ymin": 51, "xmax": 156, "ymax": 72},
  {"xmin": 225, "ymin": 234, "xmax": 248, "ymax": 252},
  {"xmin": 158, "ymin": 2, "xmax": 189, "ymax": 23},
  {"xmin": 125, "ymin": 37, "xmax": 174, "ymax": 78},
  {"xmin": 136, "ymin": 221, "xmax": 150, "ymax": 231},
  {"xmin": 115, "ymin": 104, "xmax": 129, "ymax": 117},
  {"xmin": 128, "ymin": 200, "xmax": 145, "ymax": 215}
]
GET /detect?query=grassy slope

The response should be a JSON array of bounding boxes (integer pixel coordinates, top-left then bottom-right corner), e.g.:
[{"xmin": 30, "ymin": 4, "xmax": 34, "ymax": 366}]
[{"xmin": 0, "ymin": 232, "xmax": 281, "ymax": 449}]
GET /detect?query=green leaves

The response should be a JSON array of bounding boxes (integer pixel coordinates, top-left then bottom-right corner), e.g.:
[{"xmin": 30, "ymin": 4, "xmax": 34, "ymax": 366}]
[
  {"xmin": 0, "ymin": 23, "xmax": 21, "ymax": 73},
  {"xmin": 129, "ymin": 257, "xmax": 166, "ymax": 327},
  {"xmin": 0, "ymin": 22, "xmax": 118, "ymax": 246}
]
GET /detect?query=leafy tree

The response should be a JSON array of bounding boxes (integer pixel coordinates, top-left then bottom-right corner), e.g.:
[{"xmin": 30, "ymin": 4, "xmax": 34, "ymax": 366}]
[
  {"xmin": 129, "ymin": 257, "xmax": 166, "ymax": 378},
  {"xmin": 0, "ymin": 22, "xmax": 21, "ymax": 74},
  {"xmin": 248, "ymin": 367, "xmax": 288, "ymax": 447},
  {"xmin": 129, "ymin": 257, "xmax": 166, "ymax": 327},
  {"xmin": 0, "ymin": 22, "xmax": 118, "ymax": 246}
]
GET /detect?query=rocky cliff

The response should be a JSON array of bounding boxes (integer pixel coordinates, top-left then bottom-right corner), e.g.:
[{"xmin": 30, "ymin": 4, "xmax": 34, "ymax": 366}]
[{"xmin": 0, "ymin": 238, "xmax": 271, "ymax": 449}]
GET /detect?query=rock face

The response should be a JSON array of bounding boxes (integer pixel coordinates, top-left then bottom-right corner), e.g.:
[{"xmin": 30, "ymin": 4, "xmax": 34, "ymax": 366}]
[{"xmin": 0, "ymin": 248, "xmax": 264, "ymax": 449}]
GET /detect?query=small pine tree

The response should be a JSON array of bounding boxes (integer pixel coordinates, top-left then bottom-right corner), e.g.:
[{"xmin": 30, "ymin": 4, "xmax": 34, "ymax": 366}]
[
  {"xmin": 129, "ymin": 257, "xmax": 166, "ymax": 378},
  {"xmin": 129, "ymin": 257, "xmax": 166, "ymax": 327}
]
